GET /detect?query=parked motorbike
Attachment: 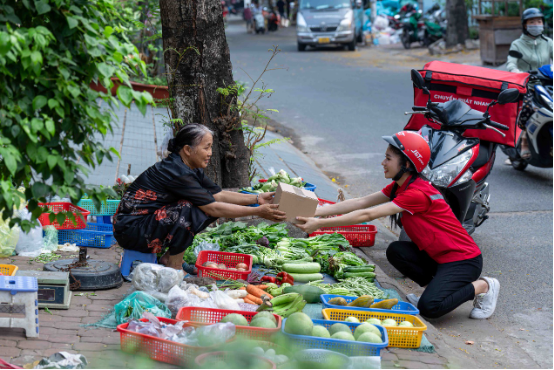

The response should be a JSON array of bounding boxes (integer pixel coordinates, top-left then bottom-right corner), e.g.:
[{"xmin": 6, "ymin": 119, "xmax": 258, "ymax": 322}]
[
  {"xmin": 253, "ymin": 13, "xmax": 266, "ymax": 34},
  {"xmin": 403, "ymin": 69, "xmax": 520, "ymax": 236},
  {"xmin": 400, "ymin": 7, "xmax": 444, "ymax": 48},
  {"xmin": 267, "ymin": 9, "xmax": 279, "ymax": 32},
  {"xmin": 501, "ymin": 52, "xmax": 553, "ymax": 171}
]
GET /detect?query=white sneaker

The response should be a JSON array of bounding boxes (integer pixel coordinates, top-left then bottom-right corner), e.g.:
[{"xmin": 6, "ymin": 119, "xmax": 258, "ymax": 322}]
[
  {"xmin": 504, "ymin": 158, "xmax": 512, "ymax": 165},
  {"xmin": 406, "ymin": 293, "xmax": 420, "ymax": 306},
  {"xmin": 469, "ymin": 277, "xmax": 500, "ymax": 319}
]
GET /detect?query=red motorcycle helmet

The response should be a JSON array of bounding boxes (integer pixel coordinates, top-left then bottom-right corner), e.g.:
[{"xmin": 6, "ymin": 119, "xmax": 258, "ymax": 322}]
[{"xmin": 382, "ymin": 131, "xmax": 431, "ymax": 173}]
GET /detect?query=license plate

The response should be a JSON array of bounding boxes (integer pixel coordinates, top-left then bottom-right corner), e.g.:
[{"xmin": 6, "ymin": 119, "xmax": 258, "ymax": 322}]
[{"xmin": 318, "ymin": 37, "xmax": 330, "ymax": 44}]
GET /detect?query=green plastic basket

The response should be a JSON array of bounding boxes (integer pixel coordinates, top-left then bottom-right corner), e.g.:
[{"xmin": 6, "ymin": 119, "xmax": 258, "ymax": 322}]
[{"xmin": 77, "ymin": 199, "xmax": 120, "ymax": 216}]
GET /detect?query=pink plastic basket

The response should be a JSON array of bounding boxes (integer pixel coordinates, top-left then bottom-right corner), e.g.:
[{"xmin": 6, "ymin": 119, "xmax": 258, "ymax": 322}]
[
  {"xmin": 195, "ymin": 251, "xmax": 253, "ymax": 280},
  {"xmin": 309, "ymin": 225, "xmax": 378, "ymax": 247},
  {"xmin": 37, "ymin": 202, "xmax": 90, "ymax": 230}
]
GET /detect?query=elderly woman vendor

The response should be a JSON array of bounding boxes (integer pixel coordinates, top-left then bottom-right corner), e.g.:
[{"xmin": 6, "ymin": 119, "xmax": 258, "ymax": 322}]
[{"xmin": 113, "ymin": 123, "xmax": 286, "ymax": 270}]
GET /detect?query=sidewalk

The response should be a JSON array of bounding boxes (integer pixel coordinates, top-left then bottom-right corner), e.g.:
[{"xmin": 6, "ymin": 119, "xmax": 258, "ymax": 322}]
[{"xmin": 1, "ymin": 107, "xmax": 466, "ymax": 369}]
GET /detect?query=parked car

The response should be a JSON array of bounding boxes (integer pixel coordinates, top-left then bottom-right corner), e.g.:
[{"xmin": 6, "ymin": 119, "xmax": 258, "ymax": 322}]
[{"xmin": 296, "ymin": 0, "xmax": 364, "ymax": 51}]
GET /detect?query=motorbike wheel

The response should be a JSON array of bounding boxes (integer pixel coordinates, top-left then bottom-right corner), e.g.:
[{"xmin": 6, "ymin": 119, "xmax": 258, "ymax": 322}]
[
  {"xmin": 511, "ymin": 158, "xmax": 528, "ymax": 171},
  {"xmin": 401, "ymin": 32, "xmax": 411, "ymax": 49}
]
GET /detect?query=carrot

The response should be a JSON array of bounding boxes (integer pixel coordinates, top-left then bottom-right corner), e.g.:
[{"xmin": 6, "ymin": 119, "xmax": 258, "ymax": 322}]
[
  {"xmin": 257, "ymin": 284, "xmax": 268, "ymax": 290},
  {"xmin": 244, "ymin": 298, "xmax": 257, "ymax": 305},
  {"xmin": 246, "ymin": 285, "xmax": 273, "ymax": 299},
  {"xmin": 239, "ymin": 287, "xmax": 246, "ymax": 290},
  {"xmin": 245, "ymin": 294, "xmax": 263, "ymax": 305}
]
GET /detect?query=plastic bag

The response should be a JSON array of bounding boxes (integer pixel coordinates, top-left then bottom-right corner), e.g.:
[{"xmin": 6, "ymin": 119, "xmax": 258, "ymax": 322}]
[
  {"xmin": 158, "ymin": 130, "xmax": 174, "ymax": 159},
  {"xmin": 114, "ymin": 291, "xmax": 172, "ymax": 325},
  {"xmin": 0, "ymin": 215, "xmax": 19, "ymax": 257},
  {"xmin": 15, "ymin": 208, "xmax": 44, "ymax": 257},
  {"xmin": 193, "ymin": 241, "xmax": 220, "ymax": 257},
  {"xmin": 131, "ymin": 263, "xmax": 184, "ymax": 295},
  {"xmin": 43, "ymin": 226, "xmax": 58, "ymax": 252},
  {"xmin": 166, "ymin": 285, "xmax": 218, "ymax": 317},
  {"xmin": 210, "ymin": 284, "xmax": 240, "ymax": 311},
  {"xmin": 373, "ymin": 15, "xmax": 389, "ymax": 30}
]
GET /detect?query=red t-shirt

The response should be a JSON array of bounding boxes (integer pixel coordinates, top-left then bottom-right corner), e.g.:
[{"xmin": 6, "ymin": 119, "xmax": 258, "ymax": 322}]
[{"xmin": 382, "ymin": 176, "xmax": 481, "ymax": 264}]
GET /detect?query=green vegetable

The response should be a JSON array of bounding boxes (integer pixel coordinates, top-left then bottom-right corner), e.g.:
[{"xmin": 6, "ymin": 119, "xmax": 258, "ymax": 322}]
[
  {"xmin": 221, "ymin": 313, "xmax": 249, "ymax": 326},
  {"xmin": 307, "ymin": 277, "xmax": 388, "ymax": 299},
  {"xmin": 253, "ymin": 311, "xmax": 277, "ymax": 325},
  {"xmin": 329, "ymin": 323, "xmax": 351, "ymax": 336},
  {"xmin": 250, "ymin": 317, "xmax": 277, "ymax": 329},
  {"xmin": 354, "ymin": 323, "xmax": 381, "ymax": 340},
  {"xmin": 312, "ymin": 325, "xmax": 331, "ymax": 338},
  {"xmin": 344, "ymin": 272, "xmax": 376, "ymax": 279},
  {"xmin": 287, "ymin": 273, "xmax": 324, "ymax": 283},
  {"xmin": 331, "ymin": 331, "xmax": 355, "ymax": 341},
  {"xmin": 357, "ymin": 332, "xmax": 383, "ymax": 343},
  {"xmin": 343, "ymin": 266, "xmax": 375, "ymax": 273},
  {"xmin": 283, "ymin": 285, "xmax": 325, "ymax": 303},
  {"xmin": 284, "ymin": 312, "xmax": 313, "ymax": 336},
  {"xmin": 282, "ymin": 262, "xmax": 321, "ymax": 274}
]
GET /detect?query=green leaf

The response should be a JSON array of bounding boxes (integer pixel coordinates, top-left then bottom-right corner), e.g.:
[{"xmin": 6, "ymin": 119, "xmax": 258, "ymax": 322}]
[
  {"xmin": 31, "ymin": 118, "xmax": 44, "ymax": 133},
  {"xmin": 45, "ymin": 118, "xmax": 55, "ymax": 135},
  {"xmin": 116, "ymin": 86, "xmax": 133, "ymax": 107},
  {"xmin": 97, "ymin": 62, "xmax": 115, "ymax": 78},
  {"xmin": 56, "ymin": 213, "xmax": 66, "ymax": 226},
  {"xmin": 66, "ymin": 16, "xmax": 78, "ymax": 29},
  {"xmin": 47, "ymin": 155, "xmax": 57, "ymax": 169},
  {"xmin": 103, "ymin": 26, "xmax": 114, "ymax": 38},
  {"xmin": 67, "ymin": 85, "xmax": 80, "ymax": 98},
  {"xmin": 32, "ymin": 182, "xmax": 49, "ymax": 198},
  {"xmin": 26, "ymin": 143, "xmax": 38, "ymax": 160},
  {"xmin": 11, "ymin": 125, "xmax": 20, "ymax": 137},
  {"xmin": 0, "ymin": 33, "xmax": 11, "ymax": 56},
  {"xmin": 33, "ymin": 95, "xmax": 47, "ymax": 111},
  {"xmin": 34, "ymin": 0, "xmax": 51, "ymax": 14},
  {"xmin": 30, "ymin": 50, "xmax": 42, "ymax": 65},
  {"xmin": 0, "ymin": 149, "xmax": 17, "ymax": 175},
  {"xmin": 47, "ymin": 99, "xmax": 59, "ymax": 109}
]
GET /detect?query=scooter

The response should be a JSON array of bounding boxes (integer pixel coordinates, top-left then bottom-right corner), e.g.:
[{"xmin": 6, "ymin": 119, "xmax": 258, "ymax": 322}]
[
  {"xmin": 253, "ymin": 13, "xmax": 266, "ymax": 34},
  {"xmin": 400, "ymin": 10, "xmax": 425, "ymax": 49},
  {"xmin": 500, "ymin": 51, "xmax": 553, "ymax": 171},
  {"xmin": 403, "ymin": 69, "xmax": 520, "ymax": 236}
]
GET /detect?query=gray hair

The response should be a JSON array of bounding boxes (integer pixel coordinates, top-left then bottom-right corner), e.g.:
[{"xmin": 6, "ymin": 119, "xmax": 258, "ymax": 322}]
[{"xmin": 168, "ymin": 123, "xmax": 213, "ymax": 153}]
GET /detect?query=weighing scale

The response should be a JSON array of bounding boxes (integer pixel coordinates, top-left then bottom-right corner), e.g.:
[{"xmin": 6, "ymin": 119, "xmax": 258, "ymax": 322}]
[{"xmin": 15, "ymin": 270, "xmax": 72, "ymax": 309}]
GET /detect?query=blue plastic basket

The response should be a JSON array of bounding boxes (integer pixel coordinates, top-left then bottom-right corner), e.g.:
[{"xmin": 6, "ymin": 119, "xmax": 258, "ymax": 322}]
[
  {"xmin": 77, "ymin": 199, "xmax": 120, "ymax": 216},
  {"xmin": 281, "ymin": 318, "xmax": 388, "ymax": 357},
  {"xmin": 58, "ymin": 222, "xmax": 115, "ymax": 249},
  {"xmin": 321, "ymin": 295, "xmax": 419, "ymax": 315}
]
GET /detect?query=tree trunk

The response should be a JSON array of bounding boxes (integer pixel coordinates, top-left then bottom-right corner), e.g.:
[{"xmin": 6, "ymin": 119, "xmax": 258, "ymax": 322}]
[
  {"xmin": 445, "ymin": 0, "xmax": 468, "ymax": 47},
  {"xmin": 159, "ymin": 0, "xmax": 250, "ymax": 188}
]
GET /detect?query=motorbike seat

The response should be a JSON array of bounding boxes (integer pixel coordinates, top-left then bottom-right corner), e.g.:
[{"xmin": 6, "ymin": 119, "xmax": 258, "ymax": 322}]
[
  {"xmin": 435, "ymin": 99, "xmax": 485, "ymax": 127},
  {"xmin": 471, "ymin": 140, "xmax": 495, "ymax": 170}
]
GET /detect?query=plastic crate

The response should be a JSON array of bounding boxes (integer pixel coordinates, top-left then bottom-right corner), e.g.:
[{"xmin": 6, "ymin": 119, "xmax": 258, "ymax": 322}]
[
  {"xmin": 321, "ymin": 308, "xmax": 427, "ymax": 349},
  {"xmin": 58, "ymin": 222, "xmax": 114, "ymax": 249},
  {"xmin": 195, "ymin": 351, "xmax": 276, "ymax": 369},
  {"xmin": 117, "ymin": 317, "xmax": 234, "ymax": 367},
  {"xmin": 0, "ymin": 264, "xmax": 18, "ymax": 276},
  {"xmin": 176, "ymin": 307, "xmax": 282, "ymax": 341},
  {"xmin": 77, "ymin": 199, "xmax": 120, "ymax": 216},
  {"xmin": 195, "ymin": 251, "xmax": 252, "ymax": 280},
  {"xmin": 309, "ymin": 225, "xmax": 377, "ymax": 247},
  {"xmin": 37, "ymin": 202, "xmax": 90, "ymax": 230},
  {"xmin": 321, "ymin": 295, "xmax": 419, "ymax": 315},
  {"xmin": 281, "ymin": 318, "xmax": 388, "ymax": 357}
]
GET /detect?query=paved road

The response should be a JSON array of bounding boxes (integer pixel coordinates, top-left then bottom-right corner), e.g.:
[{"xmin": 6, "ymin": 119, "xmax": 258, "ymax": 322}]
[{"xmin": 227, "ymin": 19, "xmax": 553, "ymax": 368}]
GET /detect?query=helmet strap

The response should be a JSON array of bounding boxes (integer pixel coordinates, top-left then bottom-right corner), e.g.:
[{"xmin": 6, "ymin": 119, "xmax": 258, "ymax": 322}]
[{"xmin": 392, "ymin": 167, "xmax": 408, "ymax": 182}]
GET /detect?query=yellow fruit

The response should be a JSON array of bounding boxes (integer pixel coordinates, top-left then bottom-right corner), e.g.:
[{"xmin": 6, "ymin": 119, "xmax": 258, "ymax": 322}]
[
  {"xmin": 328, "ymin": 297, "xmax": 348, "ymax": 306},
  {"xmin": 347, "ymin": 295, "xmax": 374, "ymax": 308},
  {"xmin": 369, "ymin": 298, "xmax": 398, "ymax": 310}
]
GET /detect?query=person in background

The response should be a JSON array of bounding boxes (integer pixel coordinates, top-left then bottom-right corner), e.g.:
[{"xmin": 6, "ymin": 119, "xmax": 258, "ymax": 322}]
[
  {"xmin": 243, "ymin": 4, "xmax": 253, "ymax": 33},
  {"xmin": 277, "ymin": 0, "xmax": 286, "ymax": 26},
  {"xmin": 506, "ymin": 8, "xmax": 553, "ymax": 162}
]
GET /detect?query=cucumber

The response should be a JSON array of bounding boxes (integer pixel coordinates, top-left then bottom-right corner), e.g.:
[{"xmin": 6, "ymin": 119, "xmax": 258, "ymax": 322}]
[
  {"xmin": 283, "ymin": 285, "xmax": 326, "ymax": 303},
  {"xmin": 283, "ymin": 262, "xmax": 321, "ymax": 274},
  {"xmin": 344, "ymin": 272, "xmax": 376, "ymax": 279},
  {"xmin": 343, "ymin": 266, "xmax": 375, "ymax": 273},
  {"xmin": 287, "ymin": 273, "xmax": 324, "ymax": 283}
]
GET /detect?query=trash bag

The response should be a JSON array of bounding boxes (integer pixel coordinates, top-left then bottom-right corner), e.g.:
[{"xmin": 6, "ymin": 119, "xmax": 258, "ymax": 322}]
[
  {"xmin": 15, "ymin": 208, "xmax": 45, "ymax": 257},
  {"xmin": 114, "ymin": 291, "xmax": 171, "ymax": 325},
  {"xmin": 193, "ymin": 241, "xmax": 220, "ymax": 257},
  {"xmin": 0, "ymin": 215, "xmax": 20, "ymax": 257},
  {"xmin": 131, "ymin": 263, "xmax": 184, "ymax": 295},
  {"xmin": 35, "ymin": 352, "xmax": 88, "ymax": 369}
]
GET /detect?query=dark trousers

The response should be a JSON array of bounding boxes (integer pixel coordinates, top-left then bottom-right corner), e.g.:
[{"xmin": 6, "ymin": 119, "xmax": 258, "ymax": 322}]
[{"xmin": 386, "ymin": 241, "xmax": 483, "ymax": 319}]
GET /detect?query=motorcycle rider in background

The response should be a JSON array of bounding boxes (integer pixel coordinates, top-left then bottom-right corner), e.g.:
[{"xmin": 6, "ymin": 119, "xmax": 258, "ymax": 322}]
[{"xmin": 506, "ymin": 8, "xmax": 553, "ymax": 162}]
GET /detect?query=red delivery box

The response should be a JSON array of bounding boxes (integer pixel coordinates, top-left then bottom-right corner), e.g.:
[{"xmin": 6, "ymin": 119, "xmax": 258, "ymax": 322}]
[{"xmin": 404, "ymin": 61, "xmax": 530, "ymax": 147}]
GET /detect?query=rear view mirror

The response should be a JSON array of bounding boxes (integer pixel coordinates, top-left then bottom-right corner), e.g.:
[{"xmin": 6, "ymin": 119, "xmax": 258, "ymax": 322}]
[
  {"xmin": 497, "ymin": 88, "xmax": 519, "ymax": 105},
  {"xmin": 411, "ymin": 69, "xmax": 429, "ymax": 95},
  {"xmin": 508, "ymin": 50, "xmax": 523, "ymax": 59}
]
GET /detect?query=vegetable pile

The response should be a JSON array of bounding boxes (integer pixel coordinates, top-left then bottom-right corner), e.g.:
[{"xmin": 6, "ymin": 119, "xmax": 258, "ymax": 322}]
[{"xmin": 240, "ymin": 169, "xmax": 306, "ymax": 193}]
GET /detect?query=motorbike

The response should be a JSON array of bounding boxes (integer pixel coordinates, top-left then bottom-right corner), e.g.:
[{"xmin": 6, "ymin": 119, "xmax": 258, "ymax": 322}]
[
  {"xmin": 253, "ymin": 12, "xmax": 266, "ymax": 34},
  {"xmin": 500, "ymin": 50, "xmax": 553, "ymax": 171},
  {"xmin": 403, "ymin": 69, "xmax": 520, "ymax": 236},
  {"xmin": 400, "ymin": 8, "xmax": 444, "ymax": 49},
  {"xmin": 267, "ymin": 9, "xmax": 279, "ymax": 32}
]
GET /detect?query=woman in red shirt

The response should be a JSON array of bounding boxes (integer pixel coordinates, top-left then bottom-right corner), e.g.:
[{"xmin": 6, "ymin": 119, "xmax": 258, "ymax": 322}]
[{"xmin": 297, "ymin": 131, "xmax": 499, "ymax": 319}]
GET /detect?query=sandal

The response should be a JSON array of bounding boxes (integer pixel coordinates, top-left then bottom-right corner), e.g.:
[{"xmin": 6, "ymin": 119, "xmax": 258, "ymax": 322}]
[{"xmin": 520, "ymin": 148, "xmax": 532, "ymax": 160}]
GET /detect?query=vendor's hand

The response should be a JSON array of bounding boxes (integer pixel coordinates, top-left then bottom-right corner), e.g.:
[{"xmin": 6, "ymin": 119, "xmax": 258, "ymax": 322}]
[
  {"xmin": 258, "ymin": 192, "xmax": 275, "ymax": 205},
  {"xmin": 295, "ymin": 216, "xmax": 321, "ymax": 234},
  {"xmin": 258, "ymin": 204, "xmax": 287, "ymax": 222}
]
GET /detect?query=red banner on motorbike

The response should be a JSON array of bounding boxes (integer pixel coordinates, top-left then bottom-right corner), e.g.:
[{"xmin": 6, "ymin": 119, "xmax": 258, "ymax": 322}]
[{"xmin": 404, "ymin": 61, "xmax": 530, "ymax": 147}]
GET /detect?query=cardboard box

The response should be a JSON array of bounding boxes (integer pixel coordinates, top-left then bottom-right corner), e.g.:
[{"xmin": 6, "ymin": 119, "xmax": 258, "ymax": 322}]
[{"xmin": 273, "ymin": 183, "xmax": 318, "ymax": 223}]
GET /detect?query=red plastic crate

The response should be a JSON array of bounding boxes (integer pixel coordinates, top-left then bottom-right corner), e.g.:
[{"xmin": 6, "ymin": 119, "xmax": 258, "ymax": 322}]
[
  {"xmin": 317, "ymin": 198, "xmax": 343, "ymax": 218},
  {"xmin": 116, "ymin": 317, "xmax": 234, "ymax": 367},
  {"xmin": 176, "ymin": 307, "xmax": 282, "ymax": 341},
  {"xmin": 37, "ymin": 202, "xmax": 90, "ymax": 230},
  {"xmin": 195, "ymin": 251, "xmax": 253, "ymax": 280},
  {"xmin": 309, "ymin": 225, "xmax": 377, "ymax": 247}
]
